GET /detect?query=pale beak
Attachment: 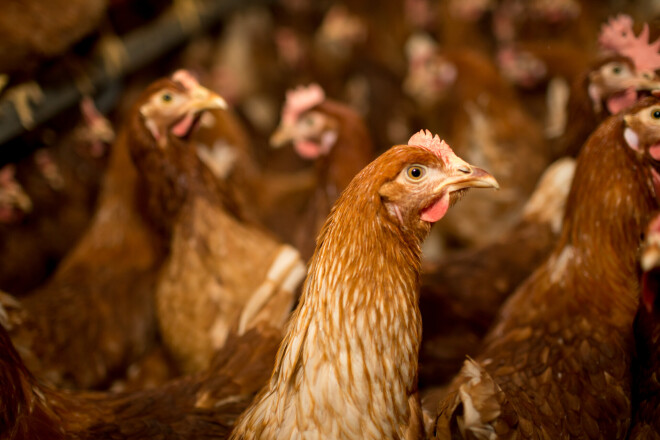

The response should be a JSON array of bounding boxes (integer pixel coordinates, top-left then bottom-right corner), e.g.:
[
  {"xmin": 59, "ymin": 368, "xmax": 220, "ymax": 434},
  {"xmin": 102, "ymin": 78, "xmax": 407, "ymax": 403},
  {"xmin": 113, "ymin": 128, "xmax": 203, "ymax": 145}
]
[
  {"xmin": 188, "ymin": 85, "xmax": 228, "ymax": 112},
  {"xmin": 642, "ymin": 238, "xmax": 660, "ymax": 272},
  {"xmin": 270, "ymin": 125, "xmax": 293, "ymax": 149},
  {"xmin": 434, "ymin": 166, "xmax": 500, "ymax": 194}
]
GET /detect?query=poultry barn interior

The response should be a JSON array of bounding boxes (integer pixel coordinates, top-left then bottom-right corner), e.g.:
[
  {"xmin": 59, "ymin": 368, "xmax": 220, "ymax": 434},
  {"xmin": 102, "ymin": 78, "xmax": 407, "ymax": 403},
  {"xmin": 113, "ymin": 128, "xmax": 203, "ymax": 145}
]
[{"xmin": 2, "ymin": 0, "xmax": 660, "ymax": 438}]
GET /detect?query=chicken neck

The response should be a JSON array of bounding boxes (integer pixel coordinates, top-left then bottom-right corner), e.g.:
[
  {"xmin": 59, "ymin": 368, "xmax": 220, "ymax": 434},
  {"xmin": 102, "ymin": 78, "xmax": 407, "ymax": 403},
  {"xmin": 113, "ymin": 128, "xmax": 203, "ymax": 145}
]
[{"xmin": 231, "ymin": 161, "xmax": 427, "ymax": 439}]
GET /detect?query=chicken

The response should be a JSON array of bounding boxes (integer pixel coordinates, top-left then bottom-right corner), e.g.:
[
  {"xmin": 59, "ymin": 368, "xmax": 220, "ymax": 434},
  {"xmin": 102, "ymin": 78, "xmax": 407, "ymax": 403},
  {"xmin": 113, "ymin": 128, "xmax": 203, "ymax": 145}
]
[
  {"xmin": 0, "ymin": 315, "xmax": 282, "ymax": 439},
  {"xmin": 0, "ymin": 0, "xmax": 106, "ymax": 76},
  {"xmin": 430, "ymin": 96, "xmax": 660, "ymax": 439},
  {"xmin": 0, "ymin": 90, "xmax": 165, "ymax": 390},
  {"xmin": 200, "ymin": 7, "xmax": 283, "ymax": 137},
  {"xmin": 492, "ymin": 0, "xmax": 598, "ymax": 47},
  {"xmin": 554, "ymin": 15, "xmax": 660, "ymax": 159},
  {"xmin": 189, "ymin": 104, "xmax": 260, "ymax": 219},
  {"xmin": 269, "ymin": 83, "xmax": 375, "ymax": 260},
  {"xmin": 230, "ymin": 130, "xmax": 498, "ymax": 439},
  {"xmin": 438, "ymin": 0, "xmax": 496, "ymax": 54},
  {"xmin": 419, "ymin": 156, "xmax": 575, "ymax": 387},
  {"xmin": 629, "ymin": 213, "xmax": 660, "ymax": 438},
  {"xmin": 127, "ymin": 71, "xmax": 306, "ymax": 374},
  {"xmin": 189, "ymin": 84, "xmax": 317, "ymax": 236},
  {"xmin": 0, "ymin": 98, "xmax": 112, "ymax": 295},
  {"xmin": 496, "ymin": 42, "xmax": 586, "ymax": 137},
  {"xmin": 404, "ymin": 35, "xmax": 548, "ymax": 247},
  {"xmin": 0, "ymin": 165, "xmax": 32, "ymax": 224}
]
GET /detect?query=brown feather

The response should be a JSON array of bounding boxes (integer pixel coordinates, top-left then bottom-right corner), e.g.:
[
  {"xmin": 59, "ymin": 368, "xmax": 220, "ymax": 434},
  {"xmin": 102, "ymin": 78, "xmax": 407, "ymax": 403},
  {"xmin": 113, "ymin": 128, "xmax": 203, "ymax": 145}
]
[
  {"xmin": 232, "ymin": 142, "xmax": 497, "ymax": 439},
  {"xmin": 432, "ymin": 97, "xmax": 660, "ymax": 439},
  {"xmin": 0, "ymin": 320, "xmax": 281, "ymax": 439}
]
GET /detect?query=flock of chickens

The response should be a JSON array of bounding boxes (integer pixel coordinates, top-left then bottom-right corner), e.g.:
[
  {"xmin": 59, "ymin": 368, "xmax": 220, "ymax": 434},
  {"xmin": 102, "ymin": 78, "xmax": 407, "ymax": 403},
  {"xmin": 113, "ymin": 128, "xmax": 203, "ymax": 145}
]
[{"xmin": 2, "ymin": 0, "xmax": 660, "ymax": 438}]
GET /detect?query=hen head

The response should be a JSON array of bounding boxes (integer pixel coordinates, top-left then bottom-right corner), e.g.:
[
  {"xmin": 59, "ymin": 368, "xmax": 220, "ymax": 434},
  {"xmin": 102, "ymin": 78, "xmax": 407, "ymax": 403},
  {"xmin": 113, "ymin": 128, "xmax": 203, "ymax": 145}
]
[
  {"xmin": 137, "ymin": 70, "xmax": 227, "ymax": 149},
  {"xmin": 641, "ymin": 213, "xmax": 660, "ymax": 313},
  {"xmin": 587, "ymin": 57, "xmax": 660, "ymax": 115},
  {"xmin": 497, "ymin": 46, "xmax": 547, "ymax": 89},
  {"xmin": 404, "ymin": 34, "xmax": 457, "ymax": 108},
  {"xmin": 270, "ymin": 84, "xmax": 340, "ymax": 159},
  {"xmin": 365, "ymin": 130, "xmax": 498, "ymax": 237},
  {"xmin": 623, "ymin": 95, "xmax": 660, "ymax": 167},
  {"xmin": 526, "ymin": 0, "xmax": 580, "ymax": 23}
]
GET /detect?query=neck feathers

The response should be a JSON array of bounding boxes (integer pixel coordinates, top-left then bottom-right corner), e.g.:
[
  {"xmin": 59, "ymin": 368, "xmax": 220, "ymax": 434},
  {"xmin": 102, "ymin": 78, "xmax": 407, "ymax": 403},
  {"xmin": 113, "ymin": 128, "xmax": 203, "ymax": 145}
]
[{"xmin": 231, "ymin": 173, "xmax": 424, "ymax": 439}]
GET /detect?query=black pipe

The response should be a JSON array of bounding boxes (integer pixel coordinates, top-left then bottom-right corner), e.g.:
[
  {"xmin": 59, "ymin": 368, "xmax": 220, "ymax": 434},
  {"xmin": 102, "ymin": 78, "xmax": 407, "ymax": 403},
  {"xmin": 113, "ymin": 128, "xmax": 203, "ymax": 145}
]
[{"xmin": 0, "ymin": 0, "xmax": 272, "ymax": 146}]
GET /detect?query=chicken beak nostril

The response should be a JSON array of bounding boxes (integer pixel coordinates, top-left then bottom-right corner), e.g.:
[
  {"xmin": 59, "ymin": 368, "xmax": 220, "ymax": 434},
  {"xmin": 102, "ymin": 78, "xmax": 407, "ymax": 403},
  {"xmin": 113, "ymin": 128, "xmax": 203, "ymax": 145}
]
[{"xmin": 458, "ymin": 166, "xmax": 471, "ymax": 174}]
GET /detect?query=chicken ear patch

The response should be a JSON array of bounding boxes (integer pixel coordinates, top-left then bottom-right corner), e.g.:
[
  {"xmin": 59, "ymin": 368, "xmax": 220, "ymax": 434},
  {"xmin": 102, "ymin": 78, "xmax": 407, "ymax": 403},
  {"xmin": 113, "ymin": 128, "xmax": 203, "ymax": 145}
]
[
  {"xmin": 624, "ymin": 127, "xmax": 640, "ymax": 151},
  {"xmin": 420, "ymin": 192, "xmax": 450, "ymax": 223}
]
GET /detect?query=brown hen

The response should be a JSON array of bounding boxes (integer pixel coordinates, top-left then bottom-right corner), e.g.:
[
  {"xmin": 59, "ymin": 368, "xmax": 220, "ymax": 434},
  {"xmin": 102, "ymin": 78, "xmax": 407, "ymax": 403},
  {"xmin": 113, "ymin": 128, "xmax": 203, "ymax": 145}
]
[
  {"xmin": 419, "ymin": 157, "xmax": 575, "ymax": 387},
  {"xmin": 0, "ymin": 99, "xmax": 112, "ymax": 295},
  {"xmin": 629, "ymin": 213, "xmax": 660, "ymax": 439},
  {"xmin": 0, "ymin": 318, "xmax": 282, "ymax": 440},
  {"xmin": 0, "ymin": 0, "xmax": 107, "ymax": 76},
  {"xmin": 404, "ymin": 35, "xmax": 548, "ymax": 247},
  {"xmin": 431, "ymin": 96, "xmax": 660, "ymax": 439},
  {"xmin": 554, "ymin": 15, "xmax": 660, "ymax": 159},
  {"xmin": 230, "ymin": 130, "xmax": 498, "ymax": 439},
  {"xmin": 127, "ymin": 71, "xmax": 305, "ymax": 374},
  {"xmin": 1, "ymin": 98, "xmax": 164, "ymax": 390},
  {"xmin": 269, "ymin": 83, "xmax": 375, "ymax": 260}
]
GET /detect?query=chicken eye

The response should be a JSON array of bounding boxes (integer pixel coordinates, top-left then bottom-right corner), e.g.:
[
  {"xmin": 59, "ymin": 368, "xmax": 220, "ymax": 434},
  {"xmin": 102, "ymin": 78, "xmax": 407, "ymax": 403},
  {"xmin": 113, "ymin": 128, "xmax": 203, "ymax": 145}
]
[
  {"xmin": 406, "ymin": 165, "xmax": 426, "ymax": 180},
  {"xmin": 162, "ymin": 92, "xmax": 173, "ymax": 103},
  {"xmin": 612, "ymin": 65, "xmax": 622, "ymax": 75},
  {"xmin": 652, "ymin": 109, "xmax": 660, "ymax": 119}
]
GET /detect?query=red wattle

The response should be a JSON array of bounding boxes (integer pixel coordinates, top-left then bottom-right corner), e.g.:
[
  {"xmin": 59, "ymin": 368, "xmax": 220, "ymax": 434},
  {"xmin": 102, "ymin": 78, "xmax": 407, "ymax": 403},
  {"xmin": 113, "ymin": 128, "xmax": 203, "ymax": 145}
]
[
  {"xmin": 420, "ymin": 193, "xmax": 450, "ymax": 223},
  {"xmin": 605, "ymin": 87, "xmax": 636, "ymax": 114},
  {"xmin": 172, "ymin": 113, "xmax": 195, "ymax": 137},
  {"xmin": 294, "ymin": 140, "xmax": 323, "ymax": 159},
  {"xmin": 649, "ymin": 143, "xmax": 660, "ymax": 161}
]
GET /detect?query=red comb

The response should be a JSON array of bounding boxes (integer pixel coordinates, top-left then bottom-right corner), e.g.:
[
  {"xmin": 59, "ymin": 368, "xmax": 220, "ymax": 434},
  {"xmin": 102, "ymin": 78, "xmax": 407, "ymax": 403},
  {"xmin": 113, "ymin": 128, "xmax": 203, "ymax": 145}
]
[
  {"xmin": 172, "ymin": 69, "xmax": 200, "ymax": 90},
  {"xmin": 599, "ymin": 15, "xmax": 660, "ymax": 73},
  {"xmin": 407, "ymin": 129, "xmax": 456, "ymax": 164},
  {"xmin": 282, "ymin": 84, "xmax": 325, "ymax": 125}
]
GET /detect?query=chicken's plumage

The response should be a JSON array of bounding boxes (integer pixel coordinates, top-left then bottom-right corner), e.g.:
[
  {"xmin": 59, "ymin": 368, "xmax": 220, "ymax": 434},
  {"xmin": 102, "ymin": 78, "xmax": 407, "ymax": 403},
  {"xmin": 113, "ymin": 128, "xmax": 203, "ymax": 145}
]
[
  {"xmin": 127, "ymin": 72, "xmax": 305, "ymax": 374},
  {"xmin": 431, "ymin": 96, "xmax": 660, "ymax": 439},
  {"xmin": 230, "ymin": 130, "xmax": 498, "ymax": 439},
  {"xmin": 630, "ymin": 213, "xmax": 660, "ymax": 439},
  {"xmin": 419, "ymin": 157, "xmax": 575, "ymax": 387},
  {"xmin": 0, "ymin": 318, "xmax": 282, "ymax": 439},
  {"xmin": 2, "ymin": 106, "xmax": 163, "ymax": 389},
  {"xmin": 404, "ymin": 37, "xmax": 548, "ymax": 247},
  {"xmin": 0, "ymin": 101, "xmax": 112, "ymax": 295},
  {"xmin": 0, "ymin": 0, "xmax": 106, "ymax": 76},
  {"xmin": 555, "ymin": 15, "xmax": 660, "ymax": 159},
  {"xmin": 269, "ymin": 83, "xmax": 374, "ymax": 260}
]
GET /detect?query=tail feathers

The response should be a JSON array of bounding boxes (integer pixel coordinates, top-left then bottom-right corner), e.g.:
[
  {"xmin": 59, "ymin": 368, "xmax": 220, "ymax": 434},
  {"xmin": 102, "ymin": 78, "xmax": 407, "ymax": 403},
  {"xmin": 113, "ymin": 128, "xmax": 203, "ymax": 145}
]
[{"xmin": 433, "ymin": 358, "xmax": 506, "ymax": 440}]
